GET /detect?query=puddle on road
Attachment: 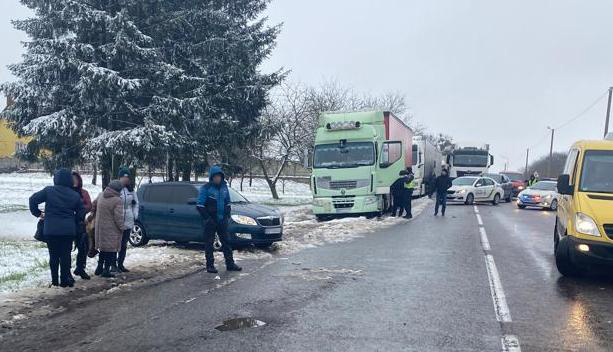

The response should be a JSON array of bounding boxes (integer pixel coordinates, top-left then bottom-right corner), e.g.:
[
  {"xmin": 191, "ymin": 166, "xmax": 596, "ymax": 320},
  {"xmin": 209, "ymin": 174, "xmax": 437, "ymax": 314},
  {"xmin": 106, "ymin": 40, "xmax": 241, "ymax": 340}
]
[{"xmin": 215, "ymin": 318, "xmax": 266, "ymax": 331}]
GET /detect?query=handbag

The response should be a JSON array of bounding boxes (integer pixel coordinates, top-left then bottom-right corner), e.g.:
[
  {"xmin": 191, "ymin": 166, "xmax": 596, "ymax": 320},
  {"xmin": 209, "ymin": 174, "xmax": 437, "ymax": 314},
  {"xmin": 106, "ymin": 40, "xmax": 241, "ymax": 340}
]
[{"xmin": 34, "ymin": 219, "xmax": 47, "ymax": 242}]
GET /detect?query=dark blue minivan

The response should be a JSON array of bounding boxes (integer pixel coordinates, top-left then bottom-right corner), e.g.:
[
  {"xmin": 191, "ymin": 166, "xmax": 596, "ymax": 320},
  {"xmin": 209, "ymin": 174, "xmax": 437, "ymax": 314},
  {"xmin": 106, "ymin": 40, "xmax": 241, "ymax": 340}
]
[{"xmin": 129, "ymin": 182, "xmax": 283, "ymax": 248}]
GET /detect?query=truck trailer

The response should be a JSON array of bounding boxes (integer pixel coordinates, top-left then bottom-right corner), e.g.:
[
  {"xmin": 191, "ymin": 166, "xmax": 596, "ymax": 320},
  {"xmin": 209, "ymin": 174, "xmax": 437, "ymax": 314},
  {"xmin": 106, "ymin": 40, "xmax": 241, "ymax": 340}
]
[
  {"xmin": 412, "ymin": 135, "xmax": 442, "ymax": 197},
  {"xmin": 311, "ymin": 111, "xmax": 413, "ymax": 219}
]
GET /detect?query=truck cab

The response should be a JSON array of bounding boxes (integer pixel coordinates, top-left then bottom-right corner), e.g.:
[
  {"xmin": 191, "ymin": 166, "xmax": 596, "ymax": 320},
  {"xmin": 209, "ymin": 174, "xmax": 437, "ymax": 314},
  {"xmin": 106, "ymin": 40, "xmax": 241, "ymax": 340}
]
[
  {"xmin": 447, "ymin": 146, "xmax": 494, "ymax": 178},
  {"xmin": 311, "ymin": 111, "xmax": 412, "ymax": 219},
  {"xmin": 554, "ymin": 139, "xmax": 613, "ymax": 276}
]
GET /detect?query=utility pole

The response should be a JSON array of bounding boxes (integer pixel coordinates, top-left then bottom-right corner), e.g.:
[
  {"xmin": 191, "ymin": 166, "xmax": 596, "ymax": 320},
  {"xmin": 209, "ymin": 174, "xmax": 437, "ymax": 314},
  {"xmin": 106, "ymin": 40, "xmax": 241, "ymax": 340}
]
[
  {"xmin": 524, "ymin": 148, "xmax": 529, "ymax": 178},
  {"xmin": 605, "ymin": 87, "xmax": 613, "ymax": 139},
  {"xmin": 547, "ymin": 127, "xmax": 555, "ymax": 178}
]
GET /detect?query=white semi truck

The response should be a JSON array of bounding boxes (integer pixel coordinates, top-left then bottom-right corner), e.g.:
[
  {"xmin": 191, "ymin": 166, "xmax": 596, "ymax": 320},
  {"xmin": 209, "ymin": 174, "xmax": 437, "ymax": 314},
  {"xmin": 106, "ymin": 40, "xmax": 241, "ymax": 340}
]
[
  {"xmin": 445, "ymin": 144, "xmax": 494, "ymax": 178},
  {"xmin": 411, "ymin": 135, "xmax": 442, "ymax": 197}
]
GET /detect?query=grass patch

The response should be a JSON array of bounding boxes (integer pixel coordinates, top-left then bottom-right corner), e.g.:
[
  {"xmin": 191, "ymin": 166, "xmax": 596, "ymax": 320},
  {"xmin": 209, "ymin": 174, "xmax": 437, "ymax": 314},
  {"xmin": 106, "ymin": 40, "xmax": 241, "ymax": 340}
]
[{"xmin": 0, "ymin": 271, "xmax": 28, "ymax": 285}]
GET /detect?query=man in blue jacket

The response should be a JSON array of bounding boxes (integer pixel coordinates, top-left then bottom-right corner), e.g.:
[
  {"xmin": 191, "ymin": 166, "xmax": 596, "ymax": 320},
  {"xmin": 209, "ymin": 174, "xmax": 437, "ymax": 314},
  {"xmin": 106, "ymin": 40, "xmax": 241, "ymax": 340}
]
[
  {"xmin": 197, "ymin": 166, "xmax": 242, "ymax": 273},
  {"xmin": 30, "ymin": 169, "xmax": 86, "ymax": 287}
]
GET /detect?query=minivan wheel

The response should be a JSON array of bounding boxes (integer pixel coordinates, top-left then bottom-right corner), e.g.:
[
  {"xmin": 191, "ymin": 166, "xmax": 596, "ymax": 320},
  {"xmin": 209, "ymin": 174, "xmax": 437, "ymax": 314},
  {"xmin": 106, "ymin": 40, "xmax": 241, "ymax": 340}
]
[
  {"xmin": 465, "ymin": 193, "xmax": 474, "ymax": 205},
  {"xmin": 492, "ymin": 194, "xmax": 500, "ymax": 206},
  {"xmin": 129, "ymin": 223, "xmax": 149, "ymax": 247},
  {"xmin": 555, "ymin": 236, "xmax": 579, "ymax": 277}
]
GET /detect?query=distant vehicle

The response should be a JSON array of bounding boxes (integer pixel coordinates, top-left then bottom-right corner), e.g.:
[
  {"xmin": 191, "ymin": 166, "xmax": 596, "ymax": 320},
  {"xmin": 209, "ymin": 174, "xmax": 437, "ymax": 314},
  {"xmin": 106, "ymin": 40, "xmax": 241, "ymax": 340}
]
[
  {"xmin": 501, "ymin": 171, "xmax": 527, "ymax": 197},
  {"xmin": 130, "ymin": 182, "xmax": 283, "ymax": 248},
  {"xmin": 446, "ymin": 176, "xmax": 505, "ymax": 205},
  {"xmin": 412, "ymin": 135, "xmax": 442, "ymax": 197},
  {"xmin": 517, "ymin": 181, "xmax": 558, "ymax": 210},
  {"xmin": 554, "ymin": 137, "xmax": 613, "ymax": 276},
  {"xmin": 446, "ymin": 145, "xmax": 494, "ymax": 178},
  {"xmin": 482, "ymin": 173, "xmax": 513, "ymax": 202},
  {"xmin": 311, "ymin": 111, "xmax": 413, "ymax": 219}
]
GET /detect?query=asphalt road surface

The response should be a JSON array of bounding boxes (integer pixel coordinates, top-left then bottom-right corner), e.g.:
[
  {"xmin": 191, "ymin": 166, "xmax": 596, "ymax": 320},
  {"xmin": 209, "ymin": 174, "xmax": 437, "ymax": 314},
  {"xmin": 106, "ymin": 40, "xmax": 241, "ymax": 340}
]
[{"xmin": 2, "ymin": 201, "xmax": 613, "ymax": 352}]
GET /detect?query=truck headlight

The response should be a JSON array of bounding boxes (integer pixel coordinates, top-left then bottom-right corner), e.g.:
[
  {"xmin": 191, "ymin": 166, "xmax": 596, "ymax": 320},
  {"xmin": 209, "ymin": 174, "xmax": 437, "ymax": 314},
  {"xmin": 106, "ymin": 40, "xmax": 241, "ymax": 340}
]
[
  {"xmin": 364, "ymin": 196, "xmax": 378, "ymax": 205},
  {"xmin": 231, "ymin": 215, "xmax": 258, "ymax": 226},
  {"xmin": 575, "ymin": 213, "xmax": 600, "ymax": 236},
  {"xmin": 313, "ymin": 198, "xmax": 326, "ymax": 207}
]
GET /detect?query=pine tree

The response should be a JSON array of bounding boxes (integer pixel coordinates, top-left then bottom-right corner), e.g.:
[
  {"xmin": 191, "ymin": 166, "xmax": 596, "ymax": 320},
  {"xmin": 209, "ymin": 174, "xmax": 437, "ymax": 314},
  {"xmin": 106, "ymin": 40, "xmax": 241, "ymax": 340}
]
[{"xmin": 2, "ymin": 0, "xmax": 283, "ymax": 185}]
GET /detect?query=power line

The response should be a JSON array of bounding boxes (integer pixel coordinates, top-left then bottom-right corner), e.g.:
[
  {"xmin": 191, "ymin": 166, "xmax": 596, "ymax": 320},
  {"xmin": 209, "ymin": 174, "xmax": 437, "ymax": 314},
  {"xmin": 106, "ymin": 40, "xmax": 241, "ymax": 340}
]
[{"xmin": 554, "ymin": 91, "xmax": 608, "ymax": 130}]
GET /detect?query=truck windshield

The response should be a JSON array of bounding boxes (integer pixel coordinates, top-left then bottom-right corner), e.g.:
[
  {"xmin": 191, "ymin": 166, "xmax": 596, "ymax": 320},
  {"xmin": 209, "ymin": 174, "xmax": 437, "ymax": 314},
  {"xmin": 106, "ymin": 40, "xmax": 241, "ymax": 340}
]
[
  {"xmin": 579, "ymin": 150, "xmax": 613, "ymax": 194},
  {"xmin": 313, "ymin": 142, "xmax": 375, "ymax": 169},
  {"xmin": 453, "ymin": 153, "xmax": 489, "ymax": 167}
]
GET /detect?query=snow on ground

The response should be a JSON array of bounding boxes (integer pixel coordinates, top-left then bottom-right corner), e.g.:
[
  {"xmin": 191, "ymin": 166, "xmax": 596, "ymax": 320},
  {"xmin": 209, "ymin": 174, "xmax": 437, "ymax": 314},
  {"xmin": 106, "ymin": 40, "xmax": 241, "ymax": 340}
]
[{"xmin": 0, "ymin": 171, "xmax": 429, "ymax": 306}]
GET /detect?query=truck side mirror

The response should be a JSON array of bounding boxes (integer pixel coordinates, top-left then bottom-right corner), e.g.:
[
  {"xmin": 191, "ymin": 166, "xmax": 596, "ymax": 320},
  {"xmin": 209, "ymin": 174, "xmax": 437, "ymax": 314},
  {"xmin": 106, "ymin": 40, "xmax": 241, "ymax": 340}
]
[
  {"xmin": 557, "ymin": 174, "xmax": 573, "ymax": 195},
  {"xmin": 490, "ymin": 155, "xmax": 494, "ymax": 165}
]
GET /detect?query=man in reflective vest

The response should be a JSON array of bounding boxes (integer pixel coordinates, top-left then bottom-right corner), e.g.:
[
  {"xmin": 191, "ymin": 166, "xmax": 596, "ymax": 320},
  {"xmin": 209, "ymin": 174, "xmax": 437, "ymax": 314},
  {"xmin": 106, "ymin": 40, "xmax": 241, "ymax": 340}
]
[{"xmin": 402, "ymin": 167, "xmax": 416, "ymax": 219}]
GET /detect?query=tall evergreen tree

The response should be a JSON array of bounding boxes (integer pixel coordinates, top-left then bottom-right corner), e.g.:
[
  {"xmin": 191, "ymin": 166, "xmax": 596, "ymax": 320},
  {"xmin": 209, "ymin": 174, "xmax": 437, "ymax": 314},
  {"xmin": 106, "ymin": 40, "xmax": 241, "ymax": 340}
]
[{"xmin": 2, "ymin": 0, "xmax": 283, "ymax": 185}]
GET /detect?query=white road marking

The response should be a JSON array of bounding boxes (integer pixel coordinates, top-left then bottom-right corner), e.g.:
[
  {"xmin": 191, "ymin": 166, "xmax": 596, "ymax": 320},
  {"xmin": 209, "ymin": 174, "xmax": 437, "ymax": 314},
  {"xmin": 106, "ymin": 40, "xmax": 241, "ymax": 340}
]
[
  {"xmin": 479, "ymin": 226, "xmax": 491, "ymax": 251},
  {"xmin": 474, "ymin": 205, "xmax": 479, "ymax": 213},
  {"xmin": 501, "ymin": 335, "xmax": 522, "ymax": 352},
  {"xmin": 476, "ymin": 213, "xmax": 483, "ymax": 226},
  {"xmin": 484, "ymin": 254, "xmax": 512, "ymax": 323}
]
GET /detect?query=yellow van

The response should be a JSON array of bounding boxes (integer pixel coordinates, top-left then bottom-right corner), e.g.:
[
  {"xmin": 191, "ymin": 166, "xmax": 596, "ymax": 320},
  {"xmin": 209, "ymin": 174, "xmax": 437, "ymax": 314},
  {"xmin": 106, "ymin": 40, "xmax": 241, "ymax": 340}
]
[{"xmin": 554, "ymin": 138, "xmax": 613, "ymax": 276}]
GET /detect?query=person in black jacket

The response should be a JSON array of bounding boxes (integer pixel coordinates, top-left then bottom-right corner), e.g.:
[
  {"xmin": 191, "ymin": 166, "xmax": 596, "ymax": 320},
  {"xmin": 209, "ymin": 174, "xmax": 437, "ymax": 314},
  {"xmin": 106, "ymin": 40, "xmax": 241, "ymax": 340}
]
[
  {"xmin": 432, "ymin": 168, "xmax": 453, "ymax": 216},
  {"xmin": 390, "ymin": 170, "xmax": 408, "ymax": 217},
  {"xmin": 29, "ymin": 169, "xmax": 86, "ymax": 287}
]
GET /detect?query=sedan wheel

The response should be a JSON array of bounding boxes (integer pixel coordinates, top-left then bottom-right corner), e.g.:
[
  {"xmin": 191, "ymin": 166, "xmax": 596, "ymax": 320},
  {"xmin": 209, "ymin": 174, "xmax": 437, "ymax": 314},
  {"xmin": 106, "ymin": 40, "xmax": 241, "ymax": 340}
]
[
  {"xmin": 129, "ymin": 223, "xmax": 149, "ymax": 247},
  {"xmin": 492, "ymin": 193, "xmax": 500, "ymax": 206},
  {"xmin": 465, "ymin": 193, "xmax": 474, "ymax": 205},
  {"xmin": 550, "ymin": 199, "xmax": 558, "ymax": 211}
]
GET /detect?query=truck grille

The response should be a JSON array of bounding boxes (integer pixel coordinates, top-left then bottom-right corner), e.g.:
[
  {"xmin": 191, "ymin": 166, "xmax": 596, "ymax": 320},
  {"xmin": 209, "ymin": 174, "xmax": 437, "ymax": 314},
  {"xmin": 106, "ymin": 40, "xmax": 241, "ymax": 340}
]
[
  {"xmin": 604, "ymin": 224, "xmax": 613, "ymax": 240},
  {"xmin": 329, "ymin": 181, "xmax": 358, "ymax": 190},
  {"xmin": 257, "ymin": 217, "xmax": 281, "ymax": 227},
  {"xmin": 332, "ymin": 197, "xmax": 355, "ymax": 209}
]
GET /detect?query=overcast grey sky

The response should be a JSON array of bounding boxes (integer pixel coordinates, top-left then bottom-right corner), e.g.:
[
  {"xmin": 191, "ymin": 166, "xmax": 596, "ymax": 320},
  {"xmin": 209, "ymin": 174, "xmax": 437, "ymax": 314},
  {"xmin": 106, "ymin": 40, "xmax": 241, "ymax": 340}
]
[{"xmin": 2, "ymin": 1, "xmax": 613, "ymax": 171}]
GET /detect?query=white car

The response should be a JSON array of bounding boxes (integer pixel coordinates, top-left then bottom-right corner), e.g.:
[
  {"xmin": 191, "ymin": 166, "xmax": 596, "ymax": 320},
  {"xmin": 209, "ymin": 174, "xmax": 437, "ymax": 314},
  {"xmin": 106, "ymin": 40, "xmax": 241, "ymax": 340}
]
[
  {"xmin": 517, "ymin": 180, "xmax": 559, "ymax": 210},
  {"xmin": 447, "ymin": 176, "xmax": 505, "ymax": 205}
]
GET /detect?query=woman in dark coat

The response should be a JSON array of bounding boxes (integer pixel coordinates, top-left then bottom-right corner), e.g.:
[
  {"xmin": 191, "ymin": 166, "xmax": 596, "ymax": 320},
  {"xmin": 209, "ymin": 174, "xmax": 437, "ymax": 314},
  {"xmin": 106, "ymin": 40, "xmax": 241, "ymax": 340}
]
[
  {"xmin": 72, "ymin": 171, "xmax": 92, "ymax": 280},
  {"xmin": 29, "ymin": 169, "xmax": 86, "ymax": 287}
]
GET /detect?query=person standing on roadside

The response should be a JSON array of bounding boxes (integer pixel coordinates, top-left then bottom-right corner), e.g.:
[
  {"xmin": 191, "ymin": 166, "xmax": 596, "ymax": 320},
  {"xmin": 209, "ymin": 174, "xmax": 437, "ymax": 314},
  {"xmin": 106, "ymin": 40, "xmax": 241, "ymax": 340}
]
[
  {"xmin": 390, "ymin": 170, "xmax": 408, "ymax": 216},
  {"xmin": 94, "ymin": 180, "xmax": 125, "ymax": 278},
  {"xmin": 72, "ymin": 171, "xmax": 92, "ymax": 280},
  {"xmin": 402, "ymin": 167, "xmax": 416, "ymax": 219},
  {"xmin": 196, "ymin": 166, "xmax": 242, "ymax": 273},
  {"xmin": 432, "ymin": 168, "xmax": 453, "ymax": 216},
  {"xmin": 117, "ymin": 167, "xmax": 138, "ymax": 273},
  {"xmin": 29, "ymin": 169, "xmax": 86, "ymax": 287}
]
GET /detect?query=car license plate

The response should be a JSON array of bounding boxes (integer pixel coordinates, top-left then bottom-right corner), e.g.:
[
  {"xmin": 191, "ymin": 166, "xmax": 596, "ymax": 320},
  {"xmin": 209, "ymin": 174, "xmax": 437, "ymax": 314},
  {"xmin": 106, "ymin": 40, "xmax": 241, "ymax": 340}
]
[{"xmin": 265, "ymin": 227, "xmax": 282, "ymax": 235}]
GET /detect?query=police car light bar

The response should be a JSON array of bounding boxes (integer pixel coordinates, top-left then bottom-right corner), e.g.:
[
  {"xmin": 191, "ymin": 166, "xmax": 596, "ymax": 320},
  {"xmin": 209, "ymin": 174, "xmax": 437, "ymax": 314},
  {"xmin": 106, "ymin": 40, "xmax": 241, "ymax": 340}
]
[{"xmin": 326, "ymin": 121, "xmax": 361, "ymax": 130}]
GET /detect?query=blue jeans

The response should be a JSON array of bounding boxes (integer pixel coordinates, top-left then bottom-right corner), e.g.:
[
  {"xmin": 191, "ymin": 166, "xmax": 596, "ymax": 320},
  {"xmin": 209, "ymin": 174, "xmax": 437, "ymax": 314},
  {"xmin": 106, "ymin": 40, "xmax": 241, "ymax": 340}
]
[{"xmin": 435, "ymin": 192, "xmax": 447, "ymax": 215}]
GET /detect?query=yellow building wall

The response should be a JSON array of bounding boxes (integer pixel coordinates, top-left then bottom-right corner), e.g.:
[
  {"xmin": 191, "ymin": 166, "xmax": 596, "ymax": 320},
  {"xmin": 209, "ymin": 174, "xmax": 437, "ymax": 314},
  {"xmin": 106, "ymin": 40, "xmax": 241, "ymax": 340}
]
[{"xmin": 0, "ymin": 119, "xmax": 30, "ymax": 158}]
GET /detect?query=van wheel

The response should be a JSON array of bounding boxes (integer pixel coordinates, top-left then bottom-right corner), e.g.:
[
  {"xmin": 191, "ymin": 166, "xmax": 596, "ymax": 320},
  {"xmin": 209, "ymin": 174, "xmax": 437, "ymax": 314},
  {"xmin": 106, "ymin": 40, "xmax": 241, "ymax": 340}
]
[
  {"xmin": 555, "ymin": 236, "xmax": 579, "ymax": 277},
  {"xmin": 465, "ymin": 194, "xmax": 474, "ymax": 205},
  {"xmin": 129, "ymin": 223, "xmax": 149, "ymax": 247},
  {"xmin": 554, "ymin": 222, "xmax": 560, "ymax": 252},
  {"xmin": 492, "ymin": 194, "xmax": 500, "ymax": 206}
]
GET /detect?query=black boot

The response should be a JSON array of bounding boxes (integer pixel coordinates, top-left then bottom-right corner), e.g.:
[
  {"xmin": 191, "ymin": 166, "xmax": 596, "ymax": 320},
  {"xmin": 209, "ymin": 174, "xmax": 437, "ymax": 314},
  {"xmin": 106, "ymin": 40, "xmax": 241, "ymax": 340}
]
[
  {"xmin": 94, "ymin": 262, "xmax": 103, "ymax": 276},
  {"xmin": 226, "ymin": 262, "xmax": 242, "ymax": 272},
  {"xmin": 206, "ymin": 264, "xmax": 218, "ymax": 274},
  {"xmin": 74, "ymin": 269, "xmax": 91, "ymax": 280},
  {"xmin": 117, "ymin": 265, "xmax": 130, "ymax": 273},
  {"xmin": 60, "ymin": 280, "xmax": 74, "ymax": 288}
]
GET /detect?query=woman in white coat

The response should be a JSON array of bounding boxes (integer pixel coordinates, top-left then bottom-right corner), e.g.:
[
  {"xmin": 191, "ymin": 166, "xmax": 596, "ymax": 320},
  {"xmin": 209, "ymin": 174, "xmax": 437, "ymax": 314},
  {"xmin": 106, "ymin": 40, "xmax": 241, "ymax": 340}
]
[{"xmin": 117, "ymin": 167, "xmax": 139, "ymax": 272}]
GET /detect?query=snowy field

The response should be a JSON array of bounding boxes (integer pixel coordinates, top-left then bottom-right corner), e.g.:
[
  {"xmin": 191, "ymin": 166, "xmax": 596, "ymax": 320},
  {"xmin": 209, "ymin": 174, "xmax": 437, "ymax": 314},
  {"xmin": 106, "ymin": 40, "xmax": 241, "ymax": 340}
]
[{"xmin": 0, "ymin": 172, "xmax": 429, "ymax": 299}]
